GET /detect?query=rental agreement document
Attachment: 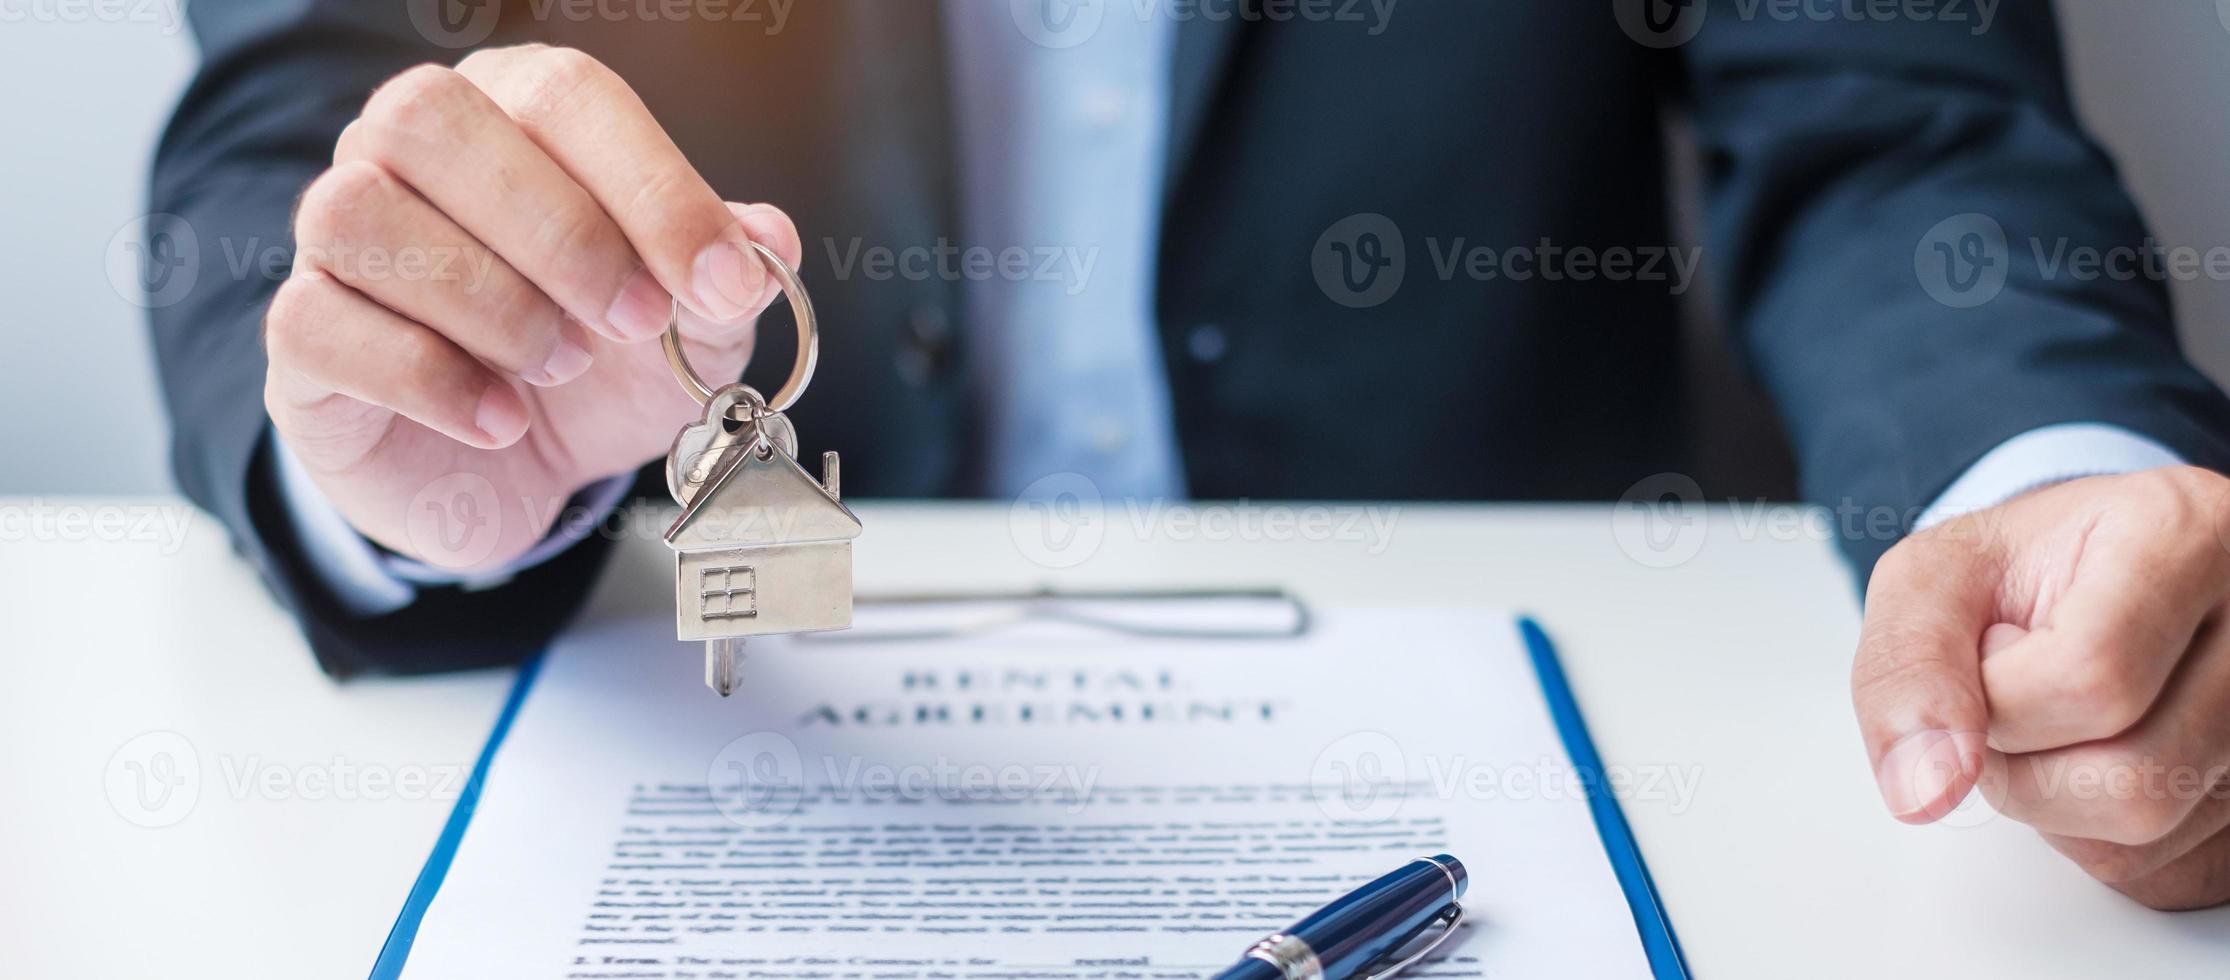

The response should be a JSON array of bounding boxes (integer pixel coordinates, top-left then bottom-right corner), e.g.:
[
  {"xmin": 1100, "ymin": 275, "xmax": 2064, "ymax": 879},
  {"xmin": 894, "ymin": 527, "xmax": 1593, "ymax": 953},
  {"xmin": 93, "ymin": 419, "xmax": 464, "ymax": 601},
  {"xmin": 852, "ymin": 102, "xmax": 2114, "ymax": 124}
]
[{"xmin": 385, "ymin": 608, "xmax": 1654, "ymax": 978}]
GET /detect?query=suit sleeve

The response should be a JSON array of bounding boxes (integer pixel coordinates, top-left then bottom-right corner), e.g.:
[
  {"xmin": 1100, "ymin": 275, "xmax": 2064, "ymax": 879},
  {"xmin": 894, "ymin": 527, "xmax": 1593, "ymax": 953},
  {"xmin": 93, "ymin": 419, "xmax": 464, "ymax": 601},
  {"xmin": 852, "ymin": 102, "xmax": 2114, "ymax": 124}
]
[
  {"xmin": 1674, "ymin": 1, "xmax": 2230, "ymax": 578},
  {"xmin": 148, "ymin": 0, "xmax": 615, "ymax": 677}
]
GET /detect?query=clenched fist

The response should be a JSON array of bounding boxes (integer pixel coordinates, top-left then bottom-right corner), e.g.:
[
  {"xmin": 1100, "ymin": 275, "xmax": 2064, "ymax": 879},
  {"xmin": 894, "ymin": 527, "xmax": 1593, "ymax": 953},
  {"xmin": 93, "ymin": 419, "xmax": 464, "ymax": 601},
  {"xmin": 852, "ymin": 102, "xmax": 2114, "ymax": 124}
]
[
  {"xmin": 1854, "ymin": 466, "xmax": 2230, "ymax": 909},
  {"xmin": 263, "ymin": 45, "xmax": 800, "ymax": 570}
]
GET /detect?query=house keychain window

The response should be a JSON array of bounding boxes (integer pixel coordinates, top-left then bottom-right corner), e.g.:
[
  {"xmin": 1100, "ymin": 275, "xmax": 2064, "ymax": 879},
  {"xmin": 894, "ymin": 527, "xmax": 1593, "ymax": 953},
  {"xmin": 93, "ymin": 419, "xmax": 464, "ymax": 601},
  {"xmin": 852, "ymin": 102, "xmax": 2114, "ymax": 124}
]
[
  {"xmin": 697, "ymin": 562, "xmax": 758, "ymax": 620},
  {"xmin": 659, "ymin": 240, "xmax": 860, "ymax": 697}
]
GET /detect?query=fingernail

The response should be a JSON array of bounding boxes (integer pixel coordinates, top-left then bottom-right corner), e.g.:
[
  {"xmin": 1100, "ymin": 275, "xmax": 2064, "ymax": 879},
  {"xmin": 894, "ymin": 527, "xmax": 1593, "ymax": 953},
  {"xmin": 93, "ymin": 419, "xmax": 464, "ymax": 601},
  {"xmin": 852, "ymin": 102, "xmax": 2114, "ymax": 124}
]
[
  {"xmin": 692, "ymin": 231, "xmax": 761, "ymax": 322},
  {"xmin": 1878, "ymin": 730, "xmax": 1967, "ymax": 823},
  {"xmin": 474, "ymin": 384, "xmax": 529, "ymax": 447},
  {"xmin": 527, "ymin": 332, "xmax": 594, "ymax": 387},
  {"xmin": 604, "ymin": 267, "xmax": 671, "ymax": 342}
]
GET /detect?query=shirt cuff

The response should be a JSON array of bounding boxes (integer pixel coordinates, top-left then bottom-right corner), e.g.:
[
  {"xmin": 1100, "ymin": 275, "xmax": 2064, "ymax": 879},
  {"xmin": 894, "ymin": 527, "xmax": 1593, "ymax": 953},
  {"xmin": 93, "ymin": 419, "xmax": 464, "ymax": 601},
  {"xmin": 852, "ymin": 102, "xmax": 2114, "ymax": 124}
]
[
  {"xmin": 1914, "ymin": 423, "xmax": 2186, "ymax": 533},
  {"xmin": 272, "ymin": 438, "xmax": 633, "ymax": 617}
]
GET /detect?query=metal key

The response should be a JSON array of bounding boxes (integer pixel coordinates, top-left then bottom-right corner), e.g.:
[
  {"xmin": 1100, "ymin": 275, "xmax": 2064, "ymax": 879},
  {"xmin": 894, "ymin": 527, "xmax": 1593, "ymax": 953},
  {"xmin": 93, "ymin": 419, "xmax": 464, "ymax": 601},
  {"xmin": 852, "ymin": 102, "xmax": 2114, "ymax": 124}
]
[
  {"xmin": 663, "ymin": 416, "xmax": 853, "ymax": 695},
  {"xmin": 656, "ymin": 243, "xmax": 860, "ymax": 698}
]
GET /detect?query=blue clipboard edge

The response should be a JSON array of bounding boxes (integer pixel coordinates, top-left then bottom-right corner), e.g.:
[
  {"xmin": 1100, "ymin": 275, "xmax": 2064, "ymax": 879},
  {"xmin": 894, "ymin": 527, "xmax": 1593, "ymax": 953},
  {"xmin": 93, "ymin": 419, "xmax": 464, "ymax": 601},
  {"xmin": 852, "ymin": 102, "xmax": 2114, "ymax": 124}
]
[
  {"xmin": 1518, "ymin": 616, "xmax": 1692, "ymax": 980},
  {"xmin": 368, "ymin": 652, "xmax": 546, "ymax": 980},
  {"xmin": 369, "ymin": 617, "xmax": 1688, "ymax": 978}
]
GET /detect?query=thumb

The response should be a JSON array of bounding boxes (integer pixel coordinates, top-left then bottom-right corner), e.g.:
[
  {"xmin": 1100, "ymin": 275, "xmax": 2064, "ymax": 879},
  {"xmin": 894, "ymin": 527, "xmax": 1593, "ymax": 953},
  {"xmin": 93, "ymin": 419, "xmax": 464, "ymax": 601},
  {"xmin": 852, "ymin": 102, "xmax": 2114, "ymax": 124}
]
[
  {"xmin": 1852, "ymin": 535, "xmax": 1998, "ymax": 824},
  {"xmin": 674, "ymin": 202, "xmax": 805, "ymax": 346}
]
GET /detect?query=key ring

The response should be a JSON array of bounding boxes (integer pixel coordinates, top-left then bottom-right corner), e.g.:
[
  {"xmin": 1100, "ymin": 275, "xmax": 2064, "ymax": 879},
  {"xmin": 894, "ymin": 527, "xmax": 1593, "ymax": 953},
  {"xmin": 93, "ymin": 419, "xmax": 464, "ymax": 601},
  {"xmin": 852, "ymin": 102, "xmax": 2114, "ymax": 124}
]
[{"xmin": 662, "ymin": 239, "xmax": 819, "ymax": 420}]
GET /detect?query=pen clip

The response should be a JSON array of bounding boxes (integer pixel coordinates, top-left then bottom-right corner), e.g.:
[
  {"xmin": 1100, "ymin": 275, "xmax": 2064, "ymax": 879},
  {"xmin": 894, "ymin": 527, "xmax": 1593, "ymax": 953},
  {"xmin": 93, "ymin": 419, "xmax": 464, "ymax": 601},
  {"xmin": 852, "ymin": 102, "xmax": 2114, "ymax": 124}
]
[{"xmin": 1357, "ymin": 904, "xmax": 1464, "ymax": 980}]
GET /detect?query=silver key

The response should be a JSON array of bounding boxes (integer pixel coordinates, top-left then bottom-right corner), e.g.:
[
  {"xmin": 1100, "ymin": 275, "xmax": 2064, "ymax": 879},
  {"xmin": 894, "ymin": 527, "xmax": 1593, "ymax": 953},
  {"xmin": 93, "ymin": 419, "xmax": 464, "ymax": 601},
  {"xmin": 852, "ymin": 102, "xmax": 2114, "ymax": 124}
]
[
  {"xmin": 655, "ymin": 240, "xmax": 855, "ymax": 697},
  {"xmin": 662, "ymin": 383, "xmax": 859, "ymax": 697}
]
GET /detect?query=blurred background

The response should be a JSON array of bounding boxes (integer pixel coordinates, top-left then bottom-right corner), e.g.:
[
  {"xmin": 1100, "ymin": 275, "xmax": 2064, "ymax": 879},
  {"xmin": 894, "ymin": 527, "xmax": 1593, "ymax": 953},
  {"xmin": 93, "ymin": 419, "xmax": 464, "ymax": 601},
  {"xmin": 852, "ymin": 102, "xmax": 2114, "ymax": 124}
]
[{"xmin": 6, "ymin": 2, "xmax": 2229, "ymax": 497}]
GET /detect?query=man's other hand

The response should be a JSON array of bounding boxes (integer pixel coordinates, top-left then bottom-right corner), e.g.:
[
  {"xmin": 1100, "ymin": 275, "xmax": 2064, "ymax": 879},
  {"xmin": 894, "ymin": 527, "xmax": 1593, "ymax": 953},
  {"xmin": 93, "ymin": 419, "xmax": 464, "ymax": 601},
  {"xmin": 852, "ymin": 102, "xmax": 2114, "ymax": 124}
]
[
  {"xmin": 1854, "ymin": 466, "xmax": 2230, "ymax": 910},
  {"xmin": 263, "ymin": 45, "xmax": 801, "ymax": 571}
]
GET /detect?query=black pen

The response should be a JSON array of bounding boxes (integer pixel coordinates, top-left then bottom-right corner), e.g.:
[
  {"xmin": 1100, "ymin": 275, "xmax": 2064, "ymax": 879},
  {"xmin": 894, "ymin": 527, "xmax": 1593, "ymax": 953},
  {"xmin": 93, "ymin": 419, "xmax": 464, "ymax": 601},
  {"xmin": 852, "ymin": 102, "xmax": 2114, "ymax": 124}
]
[{"xmin": 1210, "ymin": 855, "xmax": 1468, "ymax": 980}]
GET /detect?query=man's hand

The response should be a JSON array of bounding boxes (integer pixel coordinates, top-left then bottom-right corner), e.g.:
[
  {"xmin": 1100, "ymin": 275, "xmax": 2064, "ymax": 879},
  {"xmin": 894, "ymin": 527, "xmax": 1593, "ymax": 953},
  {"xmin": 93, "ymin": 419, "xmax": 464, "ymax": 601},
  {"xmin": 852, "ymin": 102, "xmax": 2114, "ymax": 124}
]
[
  {"xmin": 263, "ymin": 45, "xmax": 801, "ymax": 570},
  {"xmin": 1854, "ymin": 466, "xmax": 2230, "ymax": 909}
]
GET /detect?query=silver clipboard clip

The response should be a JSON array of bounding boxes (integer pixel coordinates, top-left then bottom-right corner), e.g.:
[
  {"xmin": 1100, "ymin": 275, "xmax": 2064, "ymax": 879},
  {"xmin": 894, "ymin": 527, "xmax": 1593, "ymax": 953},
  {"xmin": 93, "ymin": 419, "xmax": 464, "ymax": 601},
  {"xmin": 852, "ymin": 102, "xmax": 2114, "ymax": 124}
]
[{"xmin": 796, "ymin": 586, "xmax": 1313, "ymax": 644}]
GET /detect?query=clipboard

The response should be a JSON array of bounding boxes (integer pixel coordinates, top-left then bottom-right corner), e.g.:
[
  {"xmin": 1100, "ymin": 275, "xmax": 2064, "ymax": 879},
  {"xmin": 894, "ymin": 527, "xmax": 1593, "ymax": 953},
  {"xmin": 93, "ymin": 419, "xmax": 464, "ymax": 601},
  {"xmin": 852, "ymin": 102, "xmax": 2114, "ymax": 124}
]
[{"xmin": 370, "ymin": 602, "xmax": 1689, "ymax": 979}]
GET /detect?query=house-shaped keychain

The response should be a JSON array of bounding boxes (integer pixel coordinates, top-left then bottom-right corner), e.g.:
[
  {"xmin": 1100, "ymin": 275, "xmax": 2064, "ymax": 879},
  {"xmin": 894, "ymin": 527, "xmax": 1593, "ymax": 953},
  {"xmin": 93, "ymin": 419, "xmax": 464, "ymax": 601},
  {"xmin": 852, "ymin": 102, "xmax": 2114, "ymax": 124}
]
[{"xmin": 664, "ymin": 443, "xmax": 860, "ymax": 643}]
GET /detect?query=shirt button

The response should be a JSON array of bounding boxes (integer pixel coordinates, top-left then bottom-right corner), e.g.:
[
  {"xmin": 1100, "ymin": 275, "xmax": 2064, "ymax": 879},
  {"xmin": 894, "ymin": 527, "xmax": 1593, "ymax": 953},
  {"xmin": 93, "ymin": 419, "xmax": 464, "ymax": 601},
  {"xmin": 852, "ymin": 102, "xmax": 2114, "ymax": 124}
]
[
  {"xmin": 1090, "ymin": 417, "xmax": 1129, "ymax": 455},
  {"xmin": 896, "ymin": 303, "xmax": 953, "ymax": 385},
  {"xmin": 1081, "ymin": 87, "xmax": 1128, "ymax": 129},
  {"xmin": 1187, "ymin": 323, "xmax": 1228, "ymax": 363}
]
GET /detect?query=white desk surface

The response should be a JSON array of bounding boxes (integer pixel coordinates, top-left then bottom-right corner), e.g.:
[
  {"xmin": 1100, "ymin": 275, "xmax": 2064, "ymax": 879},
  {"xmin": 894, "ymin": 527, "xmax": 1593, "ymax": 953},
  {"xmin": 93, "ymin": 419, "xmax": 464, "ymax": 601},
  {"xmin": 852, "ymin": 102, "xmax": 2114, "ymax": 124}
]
[{"xmin": 6, "ymin": 497, "xmax": 2226, "ymax": 978}]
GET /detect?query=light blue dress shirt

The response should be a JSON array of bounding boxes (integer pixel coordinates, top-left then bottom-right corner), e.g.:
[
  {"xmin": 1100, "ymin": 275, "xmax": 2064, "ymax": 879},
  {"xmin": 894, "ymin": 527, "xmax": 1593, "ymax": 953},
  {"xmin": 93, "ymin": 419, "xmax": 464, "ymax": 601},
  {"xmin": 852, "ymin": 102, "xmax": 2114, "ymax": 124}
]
[
  {"xmin": 274, "ymin": 20, "xmax": 2188, "ymax": 616},
  {"xmin": 943, "ymin": 0, "xmax": 1187, "ymax": 500}
]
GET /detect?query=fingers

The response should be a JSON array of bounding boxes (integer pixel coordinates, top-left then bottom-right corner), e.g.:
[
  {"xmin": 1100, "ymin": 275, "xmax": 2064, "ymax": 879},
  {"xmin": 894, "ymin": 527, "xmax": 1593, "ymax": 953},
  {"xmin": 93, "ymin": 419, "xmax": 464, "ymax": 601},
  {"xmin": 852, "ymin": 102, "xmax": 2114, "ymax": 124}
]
[
  {"xmin": 2041, "ymin": 773, "xmax": 2230, "ymax": 889},
  {"xmin": 2087, "ymin": 823, "xmax": 2230, "ymax": 911},
  {"xmin": 673, "ymin": 202, "xmax": 803, "ymax": 347},
  {"xmin": 454, "ymin": 46, "xmax": 777, "ymax": 325},
  {"xmin": 293, "ymin": 161, "xmax": 593, "ymax": 388},
  {"xmin": 264, "ymin": 274, "xmax": 527, "ymax": 451},
  {"xmin": 1979, "ymin": 476, "xmax": 2230, "ymax": 753},
  {"xmin": 1853, "ymin": 529, "xmax": 2000, "ymax": 822},
  {"xmin": 337, "ymin": 62, "xmax": 670, "ymax": 343},
  {"xmin": 1979, "ymin": 616, "xmax": 2230, "ymax": 846}
]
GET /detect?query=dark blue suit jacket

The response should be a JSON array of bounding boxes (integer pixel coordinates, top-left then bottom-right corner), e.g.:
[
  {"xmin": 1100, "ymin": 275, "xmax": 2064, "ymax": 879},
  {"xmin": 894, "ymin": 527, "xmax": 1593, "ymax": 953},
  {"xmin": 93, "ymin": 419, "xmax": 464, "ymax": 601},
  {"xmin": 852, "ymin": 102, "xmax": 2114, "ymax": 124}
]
[{"xmin": 147, "ymin": 0, "xmax": 2230, "ymax": 675}]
